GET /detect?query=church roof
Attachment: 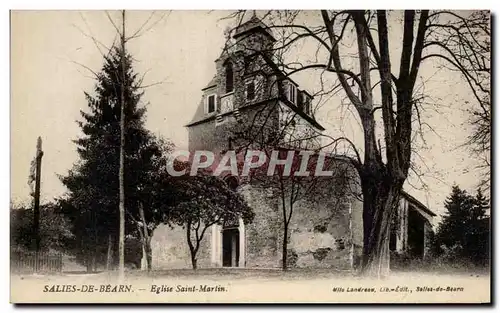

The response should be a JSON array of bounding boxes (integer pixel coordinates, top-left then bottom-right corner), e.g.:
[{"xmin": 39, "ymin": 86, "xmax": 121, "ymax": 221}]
[
  {"xmin": 202, "ymin": 75, "xmax": 217, "ymax": 91},
  {"xmin": 187, "ymin": 76, "xmax": 218, "ymax": 127},
  {"xmin": 233, "ymin": 14, "xmax": 276, "ymax": 42}
]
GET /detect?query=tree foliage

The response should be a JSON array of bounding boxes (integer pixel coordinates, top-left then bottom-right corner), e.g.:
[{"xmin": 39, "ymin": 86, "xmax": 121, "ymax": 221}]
[
  {"xmin": 59, "ymin": 46, "xmax": 172, "ymax": 271},
  {"xmin": 10, "ymin": 201, "xmax": 73, "ymax": 253},
  {"xmin": 434, "ymin": 185, "xmax": 489, "ymax": 265},
  {"xmin": 168, "ymin": 165, "xmax": 254, "ymax": 269}
]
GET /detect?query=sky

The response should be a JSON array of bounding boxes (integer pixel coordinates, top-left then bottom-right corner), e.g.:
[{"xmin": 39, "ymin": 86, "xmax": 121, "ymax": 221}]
[{"xmin": 10, "ymin": 10, "xmax": 486, "ymax": 225}]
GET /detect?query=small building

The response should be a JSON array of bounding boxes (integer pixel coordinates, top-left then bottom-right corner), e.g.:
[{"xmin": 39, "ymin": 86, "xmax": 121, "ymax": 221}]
[{"xmin": 391, "ymin": 192, "xmax": 436, "ymax": 259}]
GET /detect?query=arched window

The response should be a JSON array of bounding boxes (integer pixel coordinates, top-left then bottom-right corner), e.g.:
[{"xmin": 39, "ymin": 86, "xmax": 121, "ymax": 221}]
[{"xmin": 225, "ymin": 62, "xmax": 234, "ymax": 93}]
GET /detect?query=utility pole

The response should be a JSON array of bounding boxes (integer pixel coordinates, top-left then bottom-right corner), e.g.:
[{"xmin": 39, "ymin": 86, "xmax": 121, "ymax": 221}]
[{"xmin": 118, "ymin": 9, "xmax": 126, "ymax": 281}]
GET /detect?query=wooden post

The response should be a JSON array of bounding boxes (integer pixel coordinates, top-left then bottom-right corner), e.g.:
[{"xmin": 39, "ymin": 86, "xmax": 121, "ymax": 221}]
[{"xmin": 33, "ymin": 136, "xmax": 43, "ymax": 271}]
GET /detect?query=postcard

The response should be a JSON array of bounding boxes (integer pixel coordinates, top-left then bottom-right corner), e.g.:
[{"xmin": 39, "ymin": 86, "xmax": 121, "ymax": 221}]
[{"xmin": 10, "ymin": 9, "xmax": 491, "ymax": 304}]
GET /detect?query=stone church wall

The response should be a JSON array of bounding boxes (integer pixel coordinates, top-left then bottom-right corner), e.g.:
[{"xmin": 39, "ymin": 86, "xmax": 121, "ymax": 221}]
[
  {"xmin": 240, "ymin": 185, "xmax": 282, "ymax": 268},
  {"xmin": 150, "ymin": 161, "xmax": 363, "ymax": 270}
]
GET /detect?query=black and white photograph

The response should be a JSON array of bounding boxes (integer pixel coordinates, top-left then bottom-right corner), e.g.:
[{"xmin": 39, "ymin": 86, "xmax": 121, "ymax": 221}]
[{"xmin": 9, "ymin": 9, "xmax": 491, "ymax": 303}]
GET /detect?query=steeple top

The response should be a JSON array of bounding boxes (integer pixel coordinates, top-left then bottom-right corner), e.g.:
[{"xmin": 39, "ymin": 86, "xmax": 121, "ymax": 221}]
[{"xmin": 232, "ymin": 11, "xmax": 275, "ymax": 42}]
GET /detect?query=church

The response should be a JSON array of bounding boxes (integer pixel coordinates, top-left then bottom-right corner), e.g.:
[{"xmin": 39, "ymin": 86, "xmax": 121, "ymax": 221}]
[{"xmin": 150, "ymin": 15, "xmax": 436, "ymax": 270}]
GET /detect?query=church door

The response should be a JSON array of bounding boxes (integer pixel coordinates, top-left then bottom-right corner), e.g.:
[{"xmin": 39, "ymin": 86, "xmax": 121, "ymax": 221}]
[{"xmin": 222, "ymin": 228, "xmax": 240, "ymax": 267}]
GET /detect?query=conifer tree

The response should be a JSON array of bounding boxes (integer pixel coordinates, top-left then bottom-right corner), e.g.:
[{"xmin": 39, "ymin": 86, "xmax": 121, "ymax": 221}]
[
  {"xmin": 434, "ymin": 185, "xmax": 489, "ymax": 264},
  {"xmin": 465, "ymin": 189, "xmax": 489, "ymax": 263},
  {"xmin": 59, "ymin": 46, "xmax": 169, "ymax": 271}
]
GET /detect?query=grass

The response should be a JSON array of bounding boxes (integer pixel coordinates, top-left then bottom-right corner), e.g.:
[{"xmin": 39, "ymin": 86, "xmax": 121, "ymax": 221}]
[
  {"xmin": 390, "ymin": 255, "xmax": 490, "ymax": 276},
  {"xmin": 127, "ymin": 267, "xmax": 354, "ymax": 281},
  {"xmin": 12, "ymin": 264, "xmax": 490, "ymax": 284}
]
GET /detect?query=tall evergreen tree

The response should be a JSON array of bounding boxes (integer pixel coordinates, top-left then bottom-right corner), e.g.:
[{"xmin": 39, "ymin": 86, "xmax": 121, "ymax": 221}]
[
  {"xmin": 435, "ymin": 186, "xmax": 473, "ymax": 249},
  {"xmin": 434, "ymin": 185, "xmax": 489, "ymax": 265},
  {"xmin": 59, "ymin": 46, "xmax": 168, "ymax": 271},
  {"xmin": 465, "ymin": 189, "xmax": 489, "ymax": 264}
]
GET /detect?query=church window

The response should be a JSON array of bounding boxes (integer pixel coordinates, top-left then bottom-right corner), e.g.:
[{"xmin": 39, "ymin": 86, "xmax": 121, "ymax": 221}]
[
  {"xmin": 207, "ymin": 94, "xmax": 216, "ymax": 113},
  {"xmin": 297, "ymin": 92, "xmax": 304, "ymax": 111},
  {"xmin": 304, "ymin": 97, "xmax": 311, "ymax": 115},
  {"xmin": 246, "ymin": 81, "xmax": 255, "ymax": 101},
  {"xmin": 288, "ymin": 83, "xmax": 297, "ymax": 104}
]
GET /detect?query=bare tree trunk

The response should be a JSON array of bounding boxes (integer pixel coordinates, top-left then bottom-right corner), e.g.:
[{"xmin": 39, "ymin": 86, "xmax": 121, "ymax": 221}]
[
  {"xmin": 282, "ymin": 225, "xmax": 288, "ymax": 271},
  {"xmin": 86, "ymin": 255, "xmax": 92, "ymax": 273},
  {"xmin": 106, "ymin": 234, "xmax": 113, "ymax": 271},
  {"xmin": 138, "ymin": 203, "xmax": 152, "ymax": 271},
  {"xmin": 141, "ymin": 245, "xmax": 146, "ymax": 270},
  {"xmin": 360, "ymin": 164, "xmax": 403, "ymax": 278},
  {"xmin": 137, "ymin": 225, "xmax": 146, "ymax": 270},
  {"xmin": 90, "ymin": 233, "xmax": 99, "ymax": 273},
  {"xmin": 91, "ymin": 253, "xmax": 97, "ymax": 273},
  {"xmin": 190, "ymin": 252, "xmax": 198, "ymax": 270},
  {"xmin": 279, "ymin": 178, "xmax": 289, "ymax": 271},
  {"xmin": 146, "ymin": 238, "xmax": 152, "ymax": 272},
  {"xmin": 186, "ymin": 223, "xmax": 198, "ymax": 270},
  {"xmin": 118, "ymin": 9, "xmax": 126, "ymax": 281}
]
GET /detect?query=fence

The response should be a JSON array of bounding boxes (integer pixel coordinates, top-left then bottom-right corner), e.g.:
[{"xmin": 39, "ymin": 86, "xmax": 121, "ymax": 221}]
[{"xmin": 11, "ymin": 250, "xmax": 63, "ymax": 273}]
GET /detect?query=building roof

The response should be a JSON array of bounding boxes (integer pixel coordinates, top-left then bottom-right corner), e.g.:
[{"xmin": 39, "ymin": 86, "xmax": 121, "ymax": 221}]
[
  {"xmin": 401, "ymin": 191, "xmax": 437, "ymax": 217},
  {"xmin": 201, "ymin": 75, "xmax": 217, "ymax": 91},
  {"xmin": 233, "ymin": 14, "xmax": 276, "ymax": 42},
  {"xmin": 186, "ymin": 97, "xmax": 217, "ymax": 127}
]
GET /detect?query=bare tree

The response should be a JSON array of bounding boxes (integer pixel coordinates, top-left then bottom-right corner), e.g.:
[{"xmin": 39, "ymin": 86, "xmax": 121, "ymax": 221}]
[
  {"xmin": 114, "ymin": 10, "xmax": 170, "ymax": 277},
  {"xmin": 224, "ymin": 10, "xmax": 490, "ymax": 277},
  {"xmin": 117, "ymin": 9, "xmax": 127, "ymax": 280},
  {"xmin": 70, "ymin": 10, "xmax": 170, "ymax": 277},
  {"xmin": 429, "ymin": 11, "xmax": 491, "ymax": 193}
]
